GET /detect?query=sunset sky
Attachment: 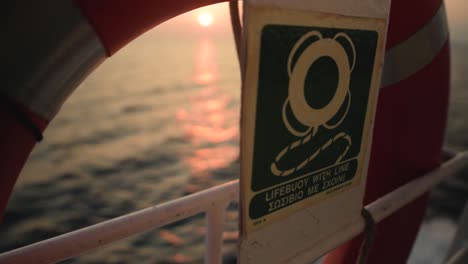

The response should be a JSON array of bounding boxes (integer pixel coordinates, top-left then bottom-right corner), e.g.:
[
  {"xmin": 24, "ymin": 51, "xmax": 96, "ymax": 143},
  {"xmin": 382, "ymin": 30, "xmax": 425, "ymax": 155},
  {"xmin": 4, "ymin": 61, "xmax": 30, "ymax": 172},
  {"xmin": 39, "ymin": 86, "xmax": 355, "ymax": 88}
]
[
  {"xmin": 152, "ymin": 3, "xmax": 233, "ymax": 37},
  {"xmin": 151, "ymin": 1, "xmax": 468, "ymax": 42}
]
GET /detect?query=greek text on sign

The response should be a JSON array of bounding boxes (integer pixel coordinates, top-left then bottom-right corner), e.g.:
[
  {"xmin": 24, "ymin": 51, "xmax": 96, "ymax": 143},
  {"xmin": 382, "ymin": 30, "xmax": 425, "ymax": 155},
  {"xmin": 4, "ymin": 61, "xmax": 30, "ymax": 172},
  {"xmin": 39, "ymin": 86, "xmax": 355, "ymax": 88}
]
[{"xmin": 240, "ymin": 6, "xmax": 386, "ymax": 234}]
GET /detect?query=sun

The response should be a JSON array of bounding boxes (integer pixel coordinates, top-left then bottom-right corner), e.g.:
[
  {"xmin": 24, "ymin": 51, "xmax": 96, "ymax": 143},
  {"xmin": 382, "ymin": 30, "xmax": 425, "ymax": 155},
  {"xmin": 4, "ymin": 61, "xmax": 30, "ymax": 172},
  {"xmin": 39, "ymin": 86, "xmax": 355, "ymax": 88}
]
[{"xmin": 198, "ymin": 12, "xmax": 214, "ymax": 27}]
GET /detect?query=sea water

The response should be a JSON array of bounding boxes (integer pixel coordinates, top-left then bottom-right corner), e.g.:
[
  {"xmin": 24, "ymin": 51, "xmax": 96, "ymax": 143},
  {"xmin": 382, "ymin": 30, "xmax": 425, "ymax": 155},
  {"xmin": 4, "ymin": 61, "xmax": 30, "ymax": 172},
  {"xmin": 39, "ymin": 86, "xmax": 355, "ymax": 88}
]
[{"xmin": 0, "ymin": 32, "xmax": 241, "ymax": 263}]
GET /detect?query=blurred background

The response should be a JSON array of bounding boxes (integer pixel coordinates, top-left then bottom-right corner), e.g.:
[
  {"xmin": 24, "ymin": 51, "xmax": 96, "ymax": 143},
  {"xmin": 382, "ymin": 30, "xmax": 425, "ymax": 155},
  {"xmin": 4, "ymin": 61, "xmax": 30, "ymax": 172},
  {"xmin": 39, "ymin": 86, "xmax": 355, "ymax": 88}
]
[{"xmin": 1, "ymin": 1, "xmax": 468, "ymax": 263}]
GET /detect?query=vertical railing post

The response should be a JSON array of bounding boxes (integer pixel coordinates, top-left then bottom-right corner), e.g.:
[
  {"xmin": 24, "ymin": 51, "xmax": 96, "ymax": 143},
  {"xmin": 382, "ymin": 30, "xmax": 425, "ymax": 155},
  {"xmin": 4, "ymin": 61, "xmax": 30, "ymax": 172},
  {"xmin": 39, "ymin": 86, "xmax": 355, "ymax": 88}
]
[{"xmin": 204, "ymin": 202, "xmax": 229, "ymax": 264}]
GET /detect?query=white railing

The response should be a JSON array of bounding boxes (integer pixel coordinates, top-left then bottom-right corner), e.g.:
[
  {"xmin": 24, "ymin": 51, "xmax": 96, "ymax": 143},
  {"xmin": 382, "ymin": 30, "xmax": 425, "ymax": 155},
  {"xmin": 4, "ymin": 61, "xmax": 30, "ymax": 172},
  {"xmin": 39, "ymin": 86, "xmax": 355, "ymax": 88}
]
[
  {"xmin": 0, "ymin": 181, "xmax": 239, "ymax": 264},
  {"xmin": 0, "ymin": 150, "xmax": 467, "ymax": 264}
]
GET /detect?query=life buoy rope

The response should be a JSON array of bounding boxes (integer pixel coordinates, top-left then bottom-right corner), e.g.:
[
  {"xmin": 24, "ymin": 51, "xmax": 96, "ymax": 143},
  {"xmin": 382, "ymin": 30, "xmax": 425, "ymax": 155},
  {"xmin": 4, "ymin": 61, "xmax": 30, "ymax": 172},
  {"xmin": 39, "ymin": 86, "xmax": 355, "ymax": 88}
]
[
  {"xmin": 271, "ymin": 130, "xmax": 352, "ymax": 177},
  {"xmin": 0, "ymin": 94, "xmax": 43, "ymax": 142}
]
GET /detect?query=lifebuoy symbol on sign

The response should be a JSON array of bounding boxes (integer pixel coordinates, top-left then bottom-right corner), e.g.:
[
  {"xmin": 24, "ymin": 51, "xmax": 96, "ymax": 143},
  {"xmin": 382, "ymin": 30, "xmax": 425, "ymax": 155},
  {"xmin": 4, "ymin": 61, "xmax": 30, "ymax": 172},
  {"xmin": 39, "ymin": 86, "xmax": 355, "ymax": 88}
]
[{"xmin": 271, "ymin": 31, "xmax": 354, "ymax": 177}]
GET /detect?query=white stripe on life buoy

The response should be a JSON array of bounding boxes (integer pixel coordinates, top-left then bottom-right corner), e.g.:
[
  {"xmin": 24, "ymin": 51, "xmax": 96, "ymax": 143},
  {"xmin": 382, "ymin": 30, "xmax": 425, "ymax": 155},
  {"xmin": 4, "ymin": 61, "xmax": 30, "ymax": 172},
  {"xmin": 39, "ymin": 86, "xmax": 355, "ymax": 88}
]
[
  {"xmin": 381, "ymin": 3, "xmax": 448, "ymax": 88},
  {"xmin": 3, "ymin": 0, "xmax": 106, "ymax": 120}
]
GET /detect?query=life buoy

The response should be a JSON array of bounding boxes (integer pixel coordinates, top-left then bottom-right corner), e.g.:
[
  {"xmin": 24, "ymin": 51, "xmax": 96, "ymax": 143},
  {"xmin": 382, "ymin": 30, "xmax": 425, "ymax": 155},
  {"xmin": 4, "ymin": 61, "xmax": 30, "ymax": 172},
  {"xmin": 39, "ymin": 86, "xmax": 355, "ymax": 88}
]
[{"xmin": 2, "ymin": 1, "xmax": 449, "ymax": 264}]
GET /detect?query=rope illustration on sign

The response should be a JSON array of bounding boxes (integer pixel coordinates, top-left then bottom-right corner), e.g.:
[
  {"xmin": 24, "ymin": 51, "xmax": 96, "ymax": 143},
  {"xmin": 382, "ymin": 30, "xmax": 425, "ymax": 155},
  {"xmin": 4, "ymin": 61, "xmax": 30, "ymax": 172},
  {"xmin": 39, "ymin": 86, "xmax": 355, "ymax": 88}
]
[{"xmin": 271, "ymin": 31, "xmax": 355, "ymax": 177}]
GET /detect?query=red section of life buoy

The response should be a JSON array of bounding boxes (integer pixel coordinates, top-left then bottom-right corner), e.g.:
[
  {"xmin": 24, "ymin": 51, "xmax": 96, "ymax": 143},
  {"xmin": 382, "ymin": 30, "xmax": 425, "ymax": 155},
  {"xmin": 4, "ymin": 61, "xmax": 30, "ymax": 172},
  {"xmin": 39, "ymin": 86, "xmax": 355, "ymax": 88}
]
[
  {"xmin": 324, "ymin": 0, "xmax": 449, "ymax": 261},
  {"xmin": 74, "ymin": 0, "xmax": 225, "ymax": 56},
  {"xmin": 0, "ymin": 100, "xmax": 48, "ymax": 220}
]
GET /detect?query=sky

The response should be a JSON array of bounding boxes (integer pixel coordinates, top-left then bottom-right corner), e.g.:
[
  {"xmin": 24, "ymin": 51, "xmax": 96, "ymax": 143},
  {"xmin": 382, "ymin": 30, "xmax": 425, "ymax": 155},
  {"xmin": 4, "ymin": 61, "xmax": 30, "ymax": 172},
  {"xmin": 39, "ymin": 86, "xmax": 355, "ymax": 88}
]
[
  {"xmin": 445, "ymin": 0, "xmax": 468, "ymax": 42},
  {"xmin": 151, "ymin": 3, "xmax": 234, "ymax": 37},
  {"xmin": 148, "ymin": 1, "xmax": 468, "ymax": 42}
]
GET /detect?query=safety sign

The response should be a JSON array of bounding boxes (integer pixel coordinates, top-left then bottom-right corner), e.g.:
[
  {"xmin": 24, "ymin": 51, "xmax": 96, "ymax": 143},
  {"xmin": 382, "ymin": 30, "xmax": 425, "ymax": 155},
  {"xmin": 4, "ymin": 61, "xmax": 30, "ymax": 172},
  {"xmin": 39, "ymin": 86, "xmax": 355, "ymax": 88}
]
[
  {"xmin": 240, "ymin": 5, "xmax": 387, "ymax": 235},
  {"xmin": 249, "ymin": 25, "xmax": 376, "ymax": 219}
]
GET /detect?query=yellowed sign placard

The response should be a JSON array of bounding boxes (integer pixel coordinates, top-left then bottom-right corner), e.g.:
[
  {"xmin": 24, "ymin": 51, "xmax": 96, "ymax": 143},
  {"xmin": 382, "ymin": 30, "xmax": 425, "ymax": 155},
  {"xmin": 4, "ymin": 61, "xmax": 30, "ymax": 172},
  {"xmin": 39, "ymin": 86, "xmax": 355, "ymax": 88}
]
[{"xmin": 240, "ymin": 3, "xmax": 387, "ymax": 244}]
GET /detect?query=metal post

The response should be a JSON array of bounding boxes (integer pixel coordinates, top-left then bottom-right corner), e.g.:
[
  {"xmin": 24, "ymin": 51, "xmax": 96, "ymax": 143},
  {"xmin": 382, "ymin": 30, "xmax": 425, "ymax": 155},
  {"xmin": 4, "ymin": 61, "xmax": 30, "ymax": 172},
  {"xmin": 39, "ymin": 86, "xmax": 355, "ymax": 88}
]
[{"xmin": 205, "ymin": 203, "xmax": 228, "ymax": 264}]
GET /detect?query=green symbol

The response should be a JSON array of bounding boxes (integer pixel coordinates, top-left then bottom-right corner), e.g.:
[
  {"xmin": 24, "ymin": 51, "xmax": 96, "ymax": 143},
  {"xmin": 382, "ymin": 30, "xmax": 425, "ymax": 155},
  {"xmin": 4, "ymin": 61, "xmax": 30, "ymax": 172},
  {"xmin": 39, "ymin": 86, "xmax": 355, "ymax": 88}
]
[
  {"xmin": 249, "ymin": 25, "xmax": 378, "ymax": 218},
  {"xmin": 271, "ymin": 31, "xmax": 354, "ymax": 177}
]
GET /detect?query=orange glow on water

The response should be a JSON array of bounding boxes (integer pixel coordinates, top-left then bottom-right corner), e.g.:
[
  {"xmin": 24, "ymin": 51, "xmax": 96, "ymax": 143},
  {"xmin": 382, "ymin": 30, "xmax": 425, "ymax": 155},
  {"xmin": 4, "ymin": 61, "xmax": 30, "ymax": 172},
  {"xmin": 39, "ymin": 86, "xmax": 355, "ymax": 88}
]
[
  {"xmin": 188, "ymin": 146, "xmax": 238, "ymax": 176},
  {"xmin": 193, "ymin": 39, "xmax": 217, "ymax": 85},
  {"xmin": 177, "ymin": 39, "xmax": 239, "ymax": 178},
  {"xmin": 177, "ymin": 85, "xmax": 239, "ymax": 176}
]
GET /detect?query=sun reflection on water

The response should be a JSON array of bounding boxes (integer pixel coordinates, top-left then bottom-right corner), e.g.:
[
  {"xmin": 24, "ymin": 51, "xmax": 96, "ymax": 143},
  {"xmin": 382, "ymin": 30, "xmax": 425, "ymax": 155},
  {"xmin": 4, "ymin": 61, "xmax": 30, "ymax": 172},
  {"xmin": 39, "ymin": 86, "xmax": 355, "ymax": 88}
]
[
  {"xmin": 177, "ymin": 39, "xmax": 239, "ymax": 179},
  {"xmin": 193, "ymin": 39, "xmax": 218, "ymax": 85}
]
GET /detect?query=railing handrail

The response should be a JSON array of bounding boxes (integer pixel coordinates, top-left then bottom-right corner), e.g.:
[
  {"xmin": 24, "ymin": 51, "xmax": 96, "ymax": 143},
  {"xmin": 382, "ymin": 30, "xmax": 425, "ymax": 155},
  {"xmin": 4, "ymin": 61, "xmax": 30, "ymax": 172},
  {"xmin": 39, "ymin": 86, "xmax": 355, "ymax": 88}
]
[
  {"xmin": 0, "ymin": 150, "xmax": 467, "ymax": 264},
  {"xmin": 0, "ymin": 181, "xmax": 239, "ymax": 264}
]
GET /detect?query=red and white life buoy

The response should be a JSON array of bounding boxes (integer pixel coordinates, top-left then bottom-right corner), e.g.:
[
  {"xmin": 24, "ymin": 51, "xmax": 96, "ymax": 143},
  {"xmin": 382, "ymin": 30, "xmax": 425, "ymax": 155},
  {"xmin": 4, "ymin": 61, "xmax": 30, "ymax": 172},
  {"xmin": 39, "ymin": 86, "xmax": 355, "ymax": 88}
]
[{"xmin": 1, "ymin": 1, "xmax": 449, "ymax": 263}]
